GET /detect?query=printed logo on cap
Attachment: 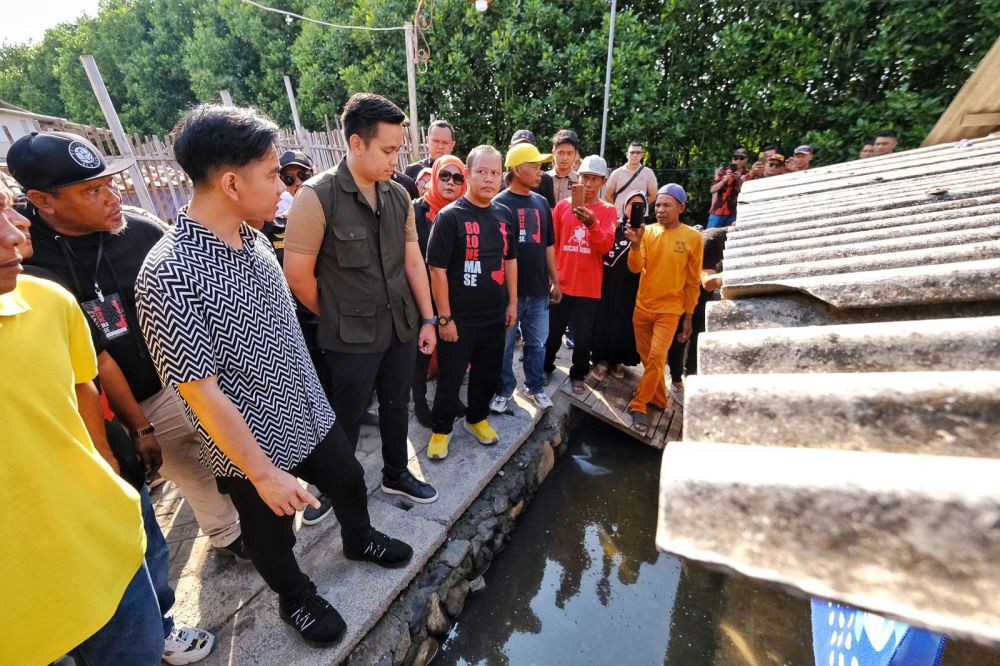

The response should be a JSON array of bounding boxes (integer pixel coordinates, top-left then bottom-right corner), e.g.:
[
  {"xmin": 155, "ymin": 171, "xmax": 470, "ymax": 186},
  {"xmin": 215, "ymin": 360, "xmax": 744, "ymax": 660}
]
[{"xmin": 68, "ymin": 140, "xmax": 102, "ymax": 169}]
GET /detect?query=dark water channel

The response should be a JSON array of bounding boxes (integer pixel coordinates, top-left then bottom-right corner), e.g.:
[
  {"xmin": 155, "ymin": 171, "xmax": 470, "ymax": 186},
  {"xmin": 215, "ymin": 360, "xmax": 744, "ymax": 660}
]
[{"xmin": 436, "ymin": 416, "xmax": 814, "ymax": 665}]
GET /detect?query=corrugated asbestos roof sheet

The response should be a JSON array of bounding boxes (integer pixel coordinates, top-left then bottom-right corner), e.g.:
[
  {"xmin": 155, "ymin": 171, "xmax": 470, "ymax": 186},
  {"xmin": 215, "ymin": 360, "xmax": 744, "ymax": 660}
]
[{"xmin": 655, "ymin": 133, "xmax": 1000, "ymax": 646}]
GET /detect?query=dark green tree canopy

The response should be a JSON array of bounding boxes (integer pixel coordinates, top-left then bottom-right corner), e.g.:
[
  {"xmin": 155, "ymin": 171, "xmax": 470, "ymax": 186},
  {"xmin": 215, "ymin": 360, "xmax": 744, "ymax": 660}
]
[{"xmin": 2, "ymin": 0, "xmax": 997, "ymax": 219}]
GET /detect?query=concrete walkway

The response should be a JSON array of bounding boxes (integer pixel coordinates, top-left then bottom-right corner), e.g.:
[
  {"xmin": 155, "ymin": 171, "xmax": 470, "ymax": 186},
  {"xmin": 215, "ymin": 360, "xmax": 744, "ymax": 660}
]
[{"xmin": 154, "ymin": 344, "xmax": 577, "ymax": 664}]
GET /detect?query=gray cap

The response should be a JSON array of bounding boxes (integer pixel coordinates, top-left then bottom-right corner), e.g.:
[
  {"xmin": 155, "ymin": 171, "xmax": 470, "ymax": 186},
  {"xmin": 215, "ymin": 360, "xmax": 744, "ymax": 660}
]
[{"xmin": 578, "ymin": 155, "xmax": 608, "ymax": 177}]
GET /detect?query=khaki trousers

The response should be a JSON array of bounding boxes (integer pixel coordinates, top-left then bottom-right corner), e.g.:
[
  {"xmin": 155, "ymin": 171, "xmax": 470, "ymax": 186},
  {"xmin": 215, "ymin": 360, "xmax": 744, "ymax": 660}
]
[{"xmin": 141, "ymin": 387, "xmax": 240, "ymax": 547}]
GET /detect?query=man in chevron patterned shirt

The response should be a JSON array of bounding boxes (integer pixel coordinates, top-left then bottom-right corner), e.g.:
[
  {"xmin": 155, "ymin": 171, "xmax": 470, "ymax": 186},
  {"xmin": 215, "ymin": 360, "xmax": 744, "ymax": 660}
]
[{"xmin": 135, "ymin": 104, "xmax": 413, "ymax": 647}]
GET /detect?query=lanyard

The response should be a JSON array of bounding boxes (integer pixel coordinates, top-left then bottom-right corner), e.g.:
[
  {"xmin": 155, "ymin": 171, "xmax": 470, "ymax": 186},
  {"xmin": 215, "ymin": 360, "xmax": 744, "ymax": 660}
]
[{"xmin": 60, "ymin": 233, "xmax": 107, "ymax": 302}]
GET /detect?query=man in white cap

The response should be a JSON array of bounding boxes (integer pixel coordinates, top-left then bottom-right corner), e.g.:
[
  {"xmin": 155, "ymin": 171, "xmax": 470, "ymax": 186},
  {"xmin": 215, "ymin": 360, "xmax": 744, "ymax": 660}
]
[
  {"xmin": 543, "ymin": 154, "xmax": 617, "ymax": 393},
  {"xmin": 624, "ymin": 183, "xmax": 702, "ymax": 435}
]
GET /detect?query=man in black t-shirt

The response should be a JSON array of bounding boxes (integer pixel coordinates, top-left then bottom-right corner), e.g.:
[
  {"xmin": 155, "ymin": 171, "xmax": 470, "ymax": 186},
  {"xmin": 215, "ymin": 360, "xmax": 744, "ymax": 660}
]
[
  {"xmin": 490, "ymin": 143, "xmax": 562, "ymax": 414},
  {"xmin": 426, "ymin": 145, "xmax": 518, "ymax": 460},
  {"xmin": 501, "ymin": 130, "xmax": 557, "ymax": 208},
  {"xmin": 666, "ymin": 226, "xmax": 728, "ymax": 405}
]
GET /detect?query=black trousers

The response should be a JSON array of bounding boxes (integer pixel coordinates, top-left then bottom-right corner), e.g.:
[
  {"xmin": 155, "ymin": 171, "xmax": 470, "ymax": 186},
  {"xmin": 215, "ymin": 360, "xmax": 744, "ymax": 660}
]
[
  {"xmin": 432, "ymin": 321, "xmax": 506, "ymax": 434},
  {"xmin": 324, "ymin": 336, "xmax": 417, "ymax": 480},
  {"xmin": 216, "ymin": 423, "xmax": 371, "ymax": 601},
  {"xmin": 544, "ymin": 295, "xmax": 599, "ymax": 380},
  {"xmin": 667, "ymin": 298, "xmax": 707, "ymax": 383},
  {"xmin": 412, "ymin": 345, "xmax": 432, "ymax": 406}
]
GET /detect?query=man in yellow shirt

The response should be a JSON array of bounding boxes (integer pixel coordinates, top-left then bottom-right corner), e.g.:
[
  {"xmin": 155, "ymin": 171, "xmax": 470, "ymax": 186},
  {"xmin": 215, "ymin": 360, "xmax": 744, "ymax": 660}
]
[
  {"xmin": 0, "ymin": 189, "xmax": 162, "ymax": 663},
  {"xmin": 624, "ymin": 184, "xmax": 703, "ymax": 434}
]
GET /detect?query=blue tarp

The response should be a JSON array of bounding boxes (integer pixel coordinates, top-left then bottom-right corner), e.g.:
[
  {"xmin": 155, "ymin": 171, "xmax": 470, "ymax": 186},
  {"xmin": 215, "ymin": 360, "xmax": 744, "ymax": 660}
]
[{"xmin": 811, "ymin": 600, "xmax": 947, "ymax": 666}]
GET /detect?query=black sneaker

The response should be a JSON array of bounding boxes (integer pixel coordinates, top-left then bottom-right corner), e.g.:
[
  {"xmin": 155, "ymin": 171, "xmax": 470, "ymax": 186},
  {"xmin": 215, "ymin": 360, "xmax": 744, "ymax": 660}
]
[
  {"xmin": 217, "ymin": 535, "xmax": 250, "ymax": 561},
  {"xmin": 381, "ymin": 469, "xmax": 438, "ymax": 504},
  {"xmin": 279, "ymin": 583, "xmax": 346, "ymax": 646},
  {"xmin": 344, "ymin": 529, "xmax": 413, "ymax": 568},
  {"xmin": 302, "ymin": 493, "xmax": 333, "ymax": 526}
]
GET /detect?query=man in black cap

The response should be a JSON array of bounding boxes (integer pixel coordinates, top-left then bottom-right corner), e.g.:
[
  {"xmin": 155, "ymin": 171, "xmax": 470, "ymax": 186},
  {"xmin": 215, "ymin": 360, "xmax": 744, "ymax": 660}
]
[
  {"xmin": 277, "ymin": 150, "xmax": 314, "ymax": 217},
  {"xmin": 7, "ymin": 131, "xmax": 222, "ymax": 663},
  {"xmin": 505, "ymin": 130, "xmax": 556, "ymax": 208},
  {"xmin": 8, "ymin": 132, "xmax": 245, "ymax": 557}
]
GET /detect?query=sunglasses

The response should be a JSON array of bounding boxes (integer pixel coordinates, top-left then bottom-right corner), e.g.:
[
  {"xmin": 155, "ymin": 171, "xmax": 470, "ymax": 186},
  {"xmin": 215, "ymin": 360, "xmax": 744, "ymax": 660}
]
[
  {"xmin": 731, "ymin": 155, "xmax": 747, "ymax": 160},
  {"xmin": 438, "ymin": 171, "xmax": 465, "ymax": 184},
  {"xmin": 281, "ymin": 170, "xmax": 313, "ymax": 186}
]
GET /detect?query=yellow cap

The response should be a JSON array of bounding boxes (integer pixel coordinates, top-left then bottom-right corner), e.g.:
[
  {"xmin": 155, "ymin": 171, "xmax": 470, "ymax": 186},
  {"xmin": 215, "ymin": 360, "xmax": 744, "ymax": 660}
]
[{"xmin": 505, "ymin": 143, "xmax": 553, "ymax": 168}]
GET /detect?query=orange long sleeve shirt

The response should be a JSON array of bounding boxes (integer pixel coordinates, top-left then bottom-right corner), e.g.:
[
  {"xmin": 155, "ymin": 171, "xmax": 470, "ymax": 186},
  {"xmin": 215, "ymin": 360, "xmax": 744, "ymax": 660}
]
[{"xmin": 627, "ymin": 223, "xmax": 703, "ymax": 314}]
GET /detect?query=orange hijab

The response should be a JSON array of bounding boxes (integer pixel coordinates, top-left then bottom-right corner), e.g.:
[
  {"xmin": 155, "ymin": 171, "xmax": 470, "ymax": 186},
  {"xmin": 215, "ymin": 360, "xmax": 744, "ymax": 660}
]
[{"xmin": 424, "ymin": 155, "xmax": 467, "ymax": 223}]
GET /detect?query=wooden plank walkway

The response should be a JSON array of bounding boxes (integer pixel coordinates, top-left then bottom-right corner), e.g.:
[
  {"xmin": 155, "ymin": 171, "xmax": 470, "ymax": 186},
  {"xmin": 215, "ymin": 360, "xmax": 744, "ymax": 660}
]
[{"xmin": 559, "ymin": 365, "xmax": 683, "ymax": 449}]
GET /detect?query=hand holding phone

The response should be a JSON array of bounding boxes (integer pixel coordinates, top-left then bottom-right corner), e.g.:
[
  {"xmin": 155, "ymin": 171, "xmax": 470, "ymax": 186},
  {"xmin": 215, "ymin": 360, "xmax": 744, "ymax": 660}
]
[{"xmin": 628, "ymin": 201, "xmax": 645, "ymax": 228}]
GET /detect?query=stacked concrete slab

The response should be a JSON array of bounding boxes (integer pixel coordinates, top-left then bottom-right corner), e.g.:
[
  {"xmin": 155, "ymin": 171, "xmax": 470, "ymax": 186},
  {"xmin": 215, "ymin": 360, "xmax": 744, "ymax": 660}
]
[{"xmin": 655, "ymin": 133, "xmax": 1000, "ymax": 646}]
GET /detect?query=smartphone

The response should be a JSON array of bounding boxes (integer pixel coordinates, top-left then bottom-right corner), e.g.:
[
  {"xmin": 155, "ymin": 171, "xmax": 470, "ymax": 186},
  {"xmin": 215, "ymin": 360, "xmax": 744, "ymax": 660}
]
[
  {"xmin": 628, "ymin": 201, "xmax": 645, "ymax": 228},
  {"xmin": 571, "ymin": 184, "xmax": 585, "ymax": 208}
]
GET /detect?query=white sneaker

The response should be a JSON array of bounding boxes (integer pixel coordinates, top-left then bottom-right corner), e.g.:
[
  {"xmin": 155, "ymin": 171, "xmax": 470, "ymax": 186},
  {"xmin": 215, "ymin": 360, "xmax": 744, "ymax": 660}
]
[
  {"xmin": 669, "ymin": 382, "xmax": 685, "ymax": 407},
  {"xmin": 163, "ymin": 626, "xmax": 214, "ymax": 665},
  {"xmin": 524, "ymin": 389, "xmax": 553, "ymax": 410},
  {"xmin": 489, "ymin": 394, "xmax": 511, "ymax": 414}
]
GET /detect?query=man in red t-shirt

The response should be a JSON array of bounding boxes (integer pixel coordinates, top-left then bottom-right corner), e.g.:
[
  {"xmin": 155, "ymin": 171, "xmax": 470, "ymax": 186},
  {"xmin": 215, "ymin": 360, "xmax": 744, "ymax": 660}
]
[{"xmin": 543, "ymin": 155, "xmax": 617, "ymax": 393}]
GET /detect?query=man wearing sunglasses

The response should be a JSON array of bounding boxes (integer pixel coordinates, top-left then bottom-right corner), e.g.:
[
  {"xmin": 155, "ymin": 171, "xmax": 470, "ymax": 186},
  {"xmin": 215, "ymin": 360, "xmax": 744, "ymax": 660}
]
[
  {"xmin": 276, "ymin": 150, "xmax": 314, "ymax": 218},
  {"xmin": 707, "ymin": 147, "xmax": 748, "ymax": 229}
]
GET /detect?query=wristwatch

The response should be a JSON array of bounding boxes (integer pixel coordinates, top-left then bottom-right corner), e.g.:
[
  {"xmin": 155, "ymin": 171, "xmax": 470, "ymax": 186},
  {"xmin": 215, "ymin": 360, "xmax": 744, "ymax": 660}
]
[
  {"xmin": 437, "ymin": 315, "xmax": 453, "ymax": 327},
  {"xmin": 421, "ymin": 317, "xmax": 437, "ymax": 326},
  {"xmin": 131, "ymin": 423, "xmax": 156, "ymax": 439}
]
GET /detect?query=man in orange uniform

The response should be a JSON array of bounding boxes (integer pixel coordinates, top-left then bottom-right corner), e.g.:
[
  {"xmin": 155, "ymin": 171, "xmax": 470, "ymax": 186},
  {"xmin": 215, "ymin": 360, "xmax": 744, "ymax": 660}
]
[{"xmin": 624, "ymin": 183, "xmax": 702, "ymax": 434}]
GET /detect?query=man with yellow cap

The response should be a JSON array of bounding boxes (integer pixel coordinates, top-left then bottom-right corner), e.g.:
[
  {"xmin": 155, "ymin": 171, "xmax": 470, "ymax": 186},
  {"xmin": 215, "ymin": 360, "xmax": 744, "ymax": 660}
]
[{"xmin": 489, "ymin": 142, "xmax": 563, "ymax": 414}]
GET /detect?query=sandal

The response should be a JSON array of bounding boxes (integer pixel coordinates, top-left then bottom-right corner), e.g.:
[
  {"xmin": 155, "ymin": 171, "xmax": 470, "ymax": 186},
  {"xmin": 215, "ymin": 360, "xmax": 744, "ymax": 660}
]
[
  {"xmin": 591, "ymin": 363, "xmax": 608, "ymax": 381},
  {"xmin": 611, "ymin": 363, "xmax": 626, "ymax": 379},
  {"xmin": 629, "ymin": 410, "xmax": 648, "ymax": 434}
]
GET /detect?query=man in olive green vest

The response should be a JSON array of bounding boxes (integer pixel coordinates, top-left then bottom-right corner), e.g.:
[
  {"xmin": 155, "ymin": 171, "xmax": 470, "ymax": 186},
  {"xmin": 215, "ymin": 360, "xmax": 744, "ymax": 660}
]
[{"xmin": 284, "ymin": 93, "xmax": 439, "ymax": 506}]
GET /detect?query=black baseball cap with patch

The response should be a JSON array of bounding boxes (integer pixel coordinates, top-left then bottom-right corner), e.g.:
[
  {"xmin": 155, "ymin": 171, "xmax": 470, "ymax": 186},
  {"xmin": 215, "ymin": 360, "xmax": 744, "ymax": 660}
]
[
  {"xmin": 7, "ymin": 131, "xmax": 131, "ymax": 192},
  {"xmin": 510, "ymin": 129, "xmax": 536, "ymax": 146},
  {"xmin": 279, "ymin": 150, "xmax": 313, "ymax": 170}
]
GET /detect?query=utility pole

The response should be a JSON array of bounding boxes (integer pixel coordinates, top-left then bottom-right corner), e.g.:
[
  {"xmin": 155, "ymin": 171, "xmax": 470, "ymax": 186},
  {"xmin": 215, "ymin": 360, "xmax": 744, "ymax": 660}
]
[
  {"xmin": 404, "ymin": 21, "xmax": 421, "ymax": 163},
  {"xmin": 80, "ymin": 55, "xmax": 156, "ymax": 214},
  {"xmin": 284, "ymin": 75, "xmax": 304, "ymax": 138},
  {"xmin": 599, "ymin": 0, "xmax": 617, "ymax": 158},
  {"xmin": 220, "ymin": 89, "xmax": 234, "ymax": 106}
]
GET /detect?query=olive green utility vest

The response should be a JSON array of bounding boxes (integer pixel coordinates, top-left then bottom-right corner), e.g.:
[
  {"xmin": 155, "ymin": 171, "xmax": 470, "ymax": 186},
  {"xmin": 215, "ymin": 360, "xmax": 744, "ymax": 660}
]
[{"xmin": 308, "ymin": 160, "xmax": 418, "ymax": 353}]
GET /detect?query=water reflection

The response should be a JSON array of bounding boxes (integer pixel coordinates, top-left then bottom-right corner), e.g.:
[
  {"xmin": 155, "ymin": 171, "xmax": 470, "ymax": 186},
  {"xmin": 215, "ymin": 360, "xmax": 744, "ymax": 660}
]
[{"xmin": 437, "ymin": 417, "xmax": 814, "ymax": 665}]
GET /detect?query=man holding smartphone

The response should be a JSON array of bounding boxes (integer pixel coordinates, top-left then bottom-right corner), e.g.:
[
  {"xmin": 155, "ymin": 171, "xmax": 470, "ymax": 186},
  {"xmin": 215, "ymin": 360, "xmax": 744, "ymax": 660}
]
[
  {"xmin": 624, "ymin": 184, "xmax": 703, "ymax": 435},
  {"xmin": 543, "ymin": 155, "xmax": 617, "ymax": 393},
  {"xmin": 707, "ymin": 147, "xmax": 748, "ymax": 228}
]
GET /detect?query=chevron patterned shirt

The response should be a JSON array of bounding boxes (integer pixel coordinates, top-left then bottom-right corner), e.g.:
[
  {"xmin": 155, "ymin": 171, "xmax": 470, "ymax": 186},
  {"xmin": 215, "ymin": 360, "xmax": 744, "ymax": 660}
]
[{"xmin": 135, "ymin": 214, "xmax": 335, "ymax": 479}]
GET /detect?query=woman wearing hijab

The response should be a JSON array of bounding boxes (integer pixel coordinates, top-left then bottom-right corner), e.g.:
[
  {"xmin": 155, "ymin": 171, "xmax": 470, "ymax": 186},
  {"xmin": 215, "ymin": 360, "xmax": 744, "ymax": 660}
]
[
  {"xmin": 590, "ymin": 190, "xmax": 645, "ymax": 381},
  {"xmin": 412, "ymin": 155, "xmax": 468, "ymax": 426}
]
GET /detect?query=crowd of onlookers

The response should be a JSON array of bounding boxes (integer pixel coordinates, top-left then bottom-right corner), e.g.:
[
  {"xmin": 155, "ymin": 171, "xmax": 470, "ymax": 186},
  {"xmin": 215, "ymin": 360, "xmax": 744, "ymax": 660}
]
[{"xmin": 0, "ymin": 84, "xmax": 902, "ymax": 662}]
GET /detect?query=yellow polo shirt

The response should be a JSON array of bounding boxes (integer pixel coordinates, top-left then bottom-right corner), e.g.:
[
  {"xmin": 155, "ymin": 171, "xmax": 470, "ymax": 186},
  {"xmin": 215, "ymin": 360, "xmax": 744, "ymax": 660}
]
[
  {"xmin": 627, "ymin": 223, "xmax": 703, "ymax": 315},
  {"xmin": 0, "ymin": 275, "xmax": 145, "ymax": 664}
]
